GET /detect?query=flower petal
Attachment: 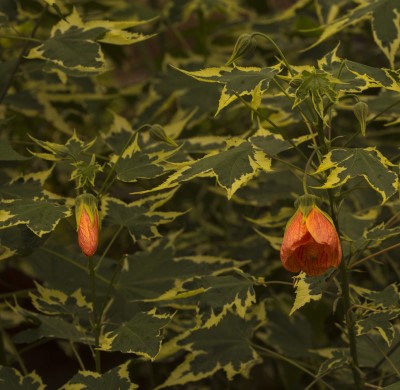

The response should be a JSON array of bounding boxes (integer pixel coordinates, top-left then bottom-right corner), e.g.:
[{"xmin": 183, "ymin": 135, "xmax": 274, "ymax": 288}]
[{"xmin": 306, "ymin": 208, "xmax": 338, "ymax": 247}]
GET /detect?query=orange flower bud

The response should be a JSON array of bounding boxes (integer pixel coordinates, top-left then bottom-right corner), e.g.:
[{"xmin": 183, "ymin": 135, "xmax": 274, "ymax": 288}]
[
  {"xmin": 75, "ymin": 194, "xmax": 99, "ymax": 257},
  {"xmin": 280, "ymin": 195, "xmax": 342, "ymax": 276}
]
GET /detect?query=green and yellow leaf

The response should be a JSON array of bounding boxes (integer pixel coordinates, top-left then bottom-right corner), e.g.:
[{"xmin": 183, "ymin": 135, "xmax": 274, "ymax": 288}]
[
  {"xmin": 100, "ymin": 311, "xmax": 171, "ymax": 359},
  {"xmin": 314, "ymin": 147, "xmax": 398, "ymax": 204},
  {"xmin": 0, "ymin": 367, "xmax": 45, "ymax": 390},
  {"xmin": 174, "ymin": 64, "xmax": 282, "ymax": 115},
  {"xmin": 155, "ymin": 312, "xmax": 263, "ymax": 389},
  {"xmin": 133, "ymin": 139, "xmax": 272, "ymax": 199},
  {"xmin": 60, "ymin": 361, "xmax": 138, "ymax": 390},
  {"xmin": 290, "ymin": 271, "xmax": 333, "ymax": 316}
]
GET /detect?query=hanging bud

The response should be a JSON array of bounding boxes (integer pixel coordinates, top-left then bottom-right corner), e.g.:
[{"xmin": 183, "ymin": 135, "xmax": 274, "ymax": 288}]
[
  {"xmin": 226, "ymin": 33, "xmax": 257, "ymax": 65},
  {"xmin": 353, "ymin": 101, "xmax": 368, "ymax": 136},
  {"xmin": 149, "ymin": 124, "xmax": 178, "ymax": 147},
  {"xmin": 75, "ymin": 193, "xmax": 99, "ymax": 257},
  {"xmin": 280, "ymin": 195, "xmax": 342, "ymax": 276}
]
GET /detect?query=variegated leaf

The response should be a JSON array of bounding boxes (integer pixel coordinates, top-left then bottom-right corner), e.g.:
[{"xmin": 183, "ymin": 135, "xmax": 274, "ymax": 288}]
[
  {"xmin": 174, "ymin": 64, "xmax": 282, "ymax": 115},
  {"xmin": 0, "ymin": 139, "xmax": 30, "ymax": 161},
  {"xmin": 100, "ymin": 311, "xmax": 170, "ymax": 359},
  {"xmin": 61, "ymin": 361, "xmax": 138, "ymax": 390},
  {"xmin": 30, "ymin": 283, "xmax": 92, "ymax": 318},
  {"xmin": 113, "ymin": 134, "xmax": 178, "ymax": 182},
  {"xmin": 315, "ymin": 349, "xmax": 349, "ymax": 375},
  {"xmin": 101, "ymin": 190, "xmax": 181, "ymax": 241},
  {"xmin": 156, "ymin": 311, "xmax": 263, "ymax": 389},
  {"xmin": 290, "ymin": 67, "xmax": 342, "ymax": 119},
  {"xmin": 0, "ymin": 367, "xmax": 45, "ymax": 390},
  {"xmin": 101, "ymin": 111, "xmax": 135, "ymax": 154},
  {"xmin": 0, "ymin": 169, "xmax": 51, "ymax": 200},
  {"xmin": 13, "ymin": 307, "xmax": 91, "ymax": 345},
  {"xmin": 181, "ymin": 273, "xmax": 257, "ymax": 327},
  {"xmin": 116, "ymin": 235, "xmax": 246, "ymax": 302},
  {"xmin": 133, "ymin": 139, "xmax": 272, "ymax": 199},
  {"xmin": 308, "ymin": 0, "xmax": 400, "ymax": 68},
  {"xmin": 356, "ymin": 311, "xmax": 399, "ymax": 346},
  {"xmin": 314, "ymin": 147, "xmax": 398, "ymax": 204},
  {"xmin": 26, "ymin": 8, "xmax": 155, "ymax": 75},
  {"xmin": 0, "ymin": 198, "xmax": 71, "ymax": 237},
  {"xmin": 29, "ymin": 131, "xmax": 96, "ymax": 161},
  {"xmin": 290, "ymin": 271, "xmax": 334, "ymax": 316}
]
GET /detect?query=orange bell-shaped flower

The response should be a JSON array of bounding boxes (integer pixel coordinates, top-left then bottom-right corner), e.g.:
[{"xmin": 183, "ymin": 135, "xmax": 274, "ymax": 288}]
[
  {"xmin": 280, "ymin": 195, "xmax": 342, "ymax": 276},
  {"xmin": 75, "ymin": 193, "xmax": 99, "ymax": 257}
]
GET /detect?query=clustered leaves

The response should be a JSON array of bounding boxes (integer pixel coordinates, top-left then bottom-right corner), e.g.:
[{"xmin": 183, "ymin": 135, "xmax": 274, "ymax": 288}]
[{"xmin": 1, "ymin": 0, "xmax": 400, "ymax": 389}]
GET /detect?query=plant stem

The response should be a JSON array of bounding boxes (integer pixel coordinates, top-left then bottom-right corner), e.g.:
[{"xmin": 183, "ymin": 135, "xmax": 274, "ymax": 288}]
[
  {"xmin": 366, "ymin": 335, "xmax": 400, "ymax": 377},
  {"xmin": 349, "ymin": 242, "xmax": 400, "ymax": 269},
  {"xmin": 328, "ymin": 192, "xmax": 363, "ymax": 389},
  {"xmin": 94, "ymin": 225, "xmax": 123, "ymax": 272},
  {"xmin": 0, "ymin": 5, "xmax": 47, "ymax": 104},
  {"xmin": 252, "ymin": 33, "xmax": 294, "ymax": 76},
  {"xmin": 0, "ymin": 35, "xmax": 42, "ymax": 43},
  {"xmin": 252, "ymin": 343, "xmax": 335, "ymax": 390},
  {"xmin": 0, "ymin": 327, "xmax": 6, "ymax": 366},
  {"xmin": 70, "ymin": 342, "xmax": 86, "ymax": 371},
  {"xmin": 88, "ymin": 256, "xmax": 101, "ymax": 373},
  {"xmin": 41, "ymin": 247, "xmax": 110, "ymax": 284}
]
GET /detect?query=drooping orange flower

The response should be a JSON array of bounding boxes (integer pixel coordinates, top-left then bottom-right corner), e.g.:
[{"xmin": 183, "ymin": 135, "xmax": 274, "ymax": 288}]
[
  {"xmin": 280, "ymin": 195, "xmax": 342, "ymax": 276},
  {"xmin": 75, "ymin": 193, "xmax": 99, "ymax": 257}
]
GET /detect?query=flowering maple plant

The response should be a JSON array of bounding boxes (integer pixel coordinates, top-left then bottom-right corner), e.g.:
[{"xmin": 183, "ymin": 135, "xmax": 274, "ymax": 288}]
[
  {"xmin": 280, "ymin": 195, "xmax": 342, "ymax": 276},
  {"xmin": 1, "ymin": 1, "xmax": 400, "ymax": 389}
]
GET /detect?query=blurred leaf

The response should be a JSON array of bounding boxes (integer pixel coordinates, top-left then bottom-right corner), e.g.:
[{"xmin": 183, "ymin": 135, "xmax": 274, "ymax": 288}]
[
  {"xmin": 101, "ymin": 111, "xmax": 135, "ymax": 154},
  {"xmin": 308, "ymin": 0, "xmax": 400, "ymax": 67},
  {"xmin": 0, "ymin": 169, "xmax": 51, "ymax": 200},
  {"xmin": 0, "ymin": 367, "xmax": 45, "ymax": 390},
  {"xmin": 314, "ymin": 349, "xmax": 349, "ymax": 375},
  {"xmin": 0, "ymin": 139, "xmax": 30, "ymax": 161},
  {"xmin": 26, "ymin": 8, "xmax": 155, "ymax": 74},
  {"xmin": 356, "ymin": 311, "xmax": 399, "ymax": 346},
  {"xmin": 29, "ymin": 132, "xmax": 96, "ymax": 161}
]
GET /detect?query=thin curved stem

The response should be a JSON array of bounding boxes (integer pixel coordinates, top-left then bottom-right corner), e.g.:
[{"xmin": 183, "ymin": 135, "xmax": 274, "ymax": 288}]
[
  {"xmin": 0, "ymin": 35, "xmax": 42, "ymax": 43},
  {"xmin": 94, "ymin": 225, "xmax": 123, "ymax": 272},
  {"xmin": 252, "ymin": 33, "xmax": 294, "ymax": 76},
  {"xmin": 366, "ymin": 335, "xmax": 400, "ymax": 378},
  {"xmin": 252, "ymin": 343, "xmax": 336, "ymax": 390},
  {"xmin": 70, "ymin": 342, "xmax": 86, "ymax": 371},
  {"xmin": 41, "ymin": 247, "xmax": 110, "ymax": 284},
  {"xmin": 367, "ymin": 98, "xmax": 400, "ymax": 124},
  {"xmin": 98, "ymin": 124, "xmax": 151, "ymax": 197},
  {"xmin": 303, "ymin": 148, "xmax": 318, "ymax": 194},
  {"xmin": 0, "ymin": 5, "xmax": 48, "ymax": 104},
  {"xmin": 88, "ymin": 256, "xmax": 101, "ymax": 373},
  {"xmin": 349, "ymin": 242, "xmax": 400, "ymax": 269},
  {"xmin": 373, "ymin": 339, "xmax": 400, "ymax": 372}
]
